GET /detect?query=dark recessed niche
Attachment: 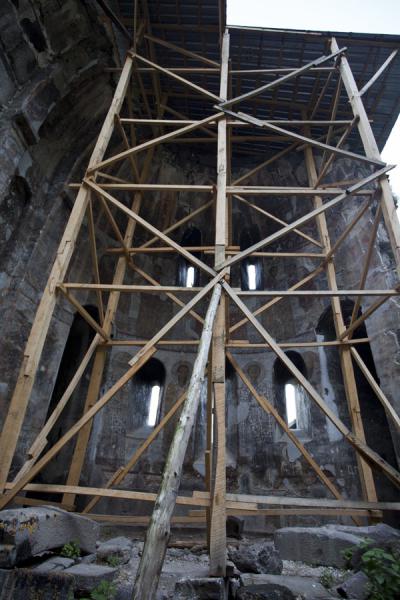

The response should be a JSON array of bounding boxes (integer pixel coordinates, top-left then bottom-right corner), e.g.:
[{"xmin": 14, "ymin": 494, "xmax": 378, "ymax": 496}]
[{"xmin": 20, "ymin": 18, "xmax": 48, "ymax": 53}]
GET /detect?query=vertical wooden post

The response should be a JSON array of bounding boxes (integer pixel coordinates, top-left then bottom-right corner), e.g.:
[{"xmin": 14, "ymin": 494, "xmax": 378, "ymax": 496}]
[
  {"xmin": 62, "ymin": 168, "xmax": 151, "ymax": 505},
  {"xmin": 209, "ymin": 28, "xmax": 229, "ymax": 577},
  {"xmin": 303, "ymin": 125, "xmax": 378, "ymax": 506},
  {"xmin": 331, "ymin": 37, "xmax": 400, "ymax": 276},
  {"xmin": 0, "ymin": 54, "xmax": 133, "ymax": 492},
  {"xmin": 132, "ymin": 284, "xmax": 222, "ymax": 600}
]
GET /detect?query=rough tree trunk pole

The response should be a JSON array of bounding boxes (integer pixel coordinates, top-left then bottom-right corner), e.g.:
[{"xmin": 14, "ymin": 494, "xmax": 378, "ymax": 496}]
[{"xmin": 132, "ymin": 283, "xmax": 222, "ymax": 599}]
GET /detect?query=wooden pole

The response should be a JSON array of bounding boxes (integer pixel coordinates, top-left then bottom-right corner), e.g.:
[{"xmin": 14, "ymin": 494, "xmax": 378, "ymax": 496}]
[
  {"xmin": 222, "ymin": 281, "xmax": 400, "ymax": 489},
  {"xmin": 303, "ymin": 125, "xmax": 378, "ymax": 506},
  {"xmin": 209, "ymin": 29, "xmax": 229, "ymax": 576},
  {"xmin": 0, "ymin": 53, "xmax": 134, "ymax": 492},
  {"xmin": 331, "ymin": 37, "xmax": 400, "ymax": 275},
  {"xmin": 132, "ymin": 284, "xmax": 222, "ymax": 600}
]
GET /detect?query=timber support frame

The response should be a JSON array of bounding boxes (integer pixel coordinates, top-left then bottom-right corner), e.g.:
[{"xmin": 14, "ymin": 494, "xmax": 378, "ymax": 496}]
[{"xmin": 1, "ymin": 5, "xmax": 400, "ymax": 597}]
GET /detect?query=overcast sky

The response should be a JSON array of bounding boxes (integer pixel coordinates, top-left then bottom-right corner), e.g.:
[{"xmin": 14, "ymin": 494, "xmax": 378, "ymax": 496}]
[{"xmin": 227, "ymin": 0, "xmax": 400, "ymax": 204}]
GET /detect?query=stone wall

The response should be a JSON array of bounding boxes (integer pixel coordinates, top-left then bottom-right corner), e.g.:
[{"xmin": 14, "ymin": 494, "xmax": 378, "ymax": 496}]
[
  {"xmin": 0, "ymin": 2, "xmax": 399, "ymax": 530},
  {"xmin": 0, "ymin": 0, "xmax": 117, "ymax": 461}
]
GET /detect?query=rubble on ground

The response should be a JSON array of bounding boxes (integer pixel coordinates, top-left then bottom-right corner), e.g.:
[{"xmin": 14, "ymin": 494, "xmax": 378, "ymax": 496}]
[{"xmin": 1, "ymin": 507, "xmax": 399, "ymax": 599}]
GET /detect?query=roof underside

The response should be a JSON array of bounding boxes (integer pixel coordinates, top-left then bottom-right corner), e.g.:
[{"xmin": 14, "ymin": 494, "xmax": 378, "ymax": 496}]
[{"xmin": 115, "ymin": 1, "xmax": 400, "ymax": 156}]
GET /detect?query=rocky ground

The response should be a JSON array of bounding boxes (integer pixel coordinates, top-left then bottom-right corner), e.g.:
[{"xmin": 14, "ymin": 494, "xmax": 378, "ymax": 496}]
[{"xmin": 0, "ymin": 506, "xmax": 399, "ymax": 599}]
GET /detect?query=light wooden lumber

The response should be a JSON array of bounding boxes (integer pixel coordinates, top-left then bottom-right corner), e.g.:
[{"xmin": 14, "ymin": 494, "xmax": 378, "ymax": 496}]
[
  {"xmin": 216, "ymin": 166, "xmax": 392, "ymax": 271},
  {"xmin": 88, "ymin": 112, "xmax": 224, "ymax": 173},
  {"xmin": 220, "ymin": 48, "xmax": 346, "ymax": 109},
  {"xmin": 0, "ymin": 54, "xmax": 134, "ymax": 492},
  {"xmin": 222, "ymin": 281, "xmax": 400, "ymax": 489},
  {"xmin": 304, "ymin": 134, "xmax": 377, "ymax": 507},
  {"xmin": 350, "ymin": 347, "xmax": 400, "ymax": 430},
  {"xmin": 0, "ymin": 348, "xmax": 156, "ymax": 510},
  {"xmin": 85, "ymin": 180, "xmax": 216, "ymax": 278},
  {"xmin": 127, "ymin": 270, "xmax": 226, "ymax": 367},
  {"xmin": 331, "ymin": 37, "xmax": 400, "ymax": 274},
  {"xmin": 82, "ymin": 389, "xmax": 188, "ymax": 513},
  {"xmin": 227, "ymin": 352, "xmax": 347, "ymax": 501},
  {"xmin": 224, "ymin": 109, "xmax": 385, "ymax": 167},
  {"xmin": 143, "ymin": 33, "xmax": 220, "ymax": 67},
  {"xmin": 359, "ymin": 50, "xmax": 398, "ymax": 97},
  {"xmin": 132, "ymin": 284, "xmax": 221, "ymax": 599}
]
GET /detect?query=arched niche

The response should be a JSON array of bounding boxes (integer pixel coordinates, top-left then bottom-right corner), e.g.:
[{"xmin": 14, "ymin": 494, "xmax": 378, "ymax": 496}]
[
  {"xmin": 240, "ymin": 225, "xmax": 264, "ymax": 291},
  {"xmin": 176, "ymin": 226, "xmax": 202, "ymax": 287},
  {"xmin": 274, "ymin": 351, "xmax": 312, "ymax": 438}
]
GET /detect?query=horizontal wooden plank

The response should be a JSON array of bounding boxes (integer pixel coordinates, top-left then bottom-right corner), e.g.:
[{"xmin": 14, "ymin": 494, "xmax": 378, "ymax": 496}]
[{"xmin": 193, "ymin": 491, "xmax": 400, "ymax": 511}]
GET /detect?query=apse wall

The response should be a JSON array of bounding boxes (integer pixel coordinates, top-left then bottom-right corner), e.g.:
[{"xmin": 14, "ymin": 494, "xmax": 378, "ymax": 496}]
[{"xmin": 0, "ymin": 2, "xmax": 399, "ymax": 528}]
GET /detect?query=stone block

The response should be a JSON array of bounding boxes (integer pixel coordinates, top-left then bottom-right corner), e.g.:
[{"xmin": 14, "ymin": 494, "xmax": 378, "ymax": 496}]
[
  {"xmin": 229, "ymin": 542, "xmax": 282, "ymax": 574},
  {"xmin": 34, "ymin": 556, "xmax": 75, "ymax": 572},
  {"xmin": 227, "ymin": 516, "xmax": 244, "ymax": 539},
  {"xmin": 239, "ymin": 575, "xmax": 332, "ymax": 599},
  {"xmin": 0, "ymin": 506, "xmax": 99, "ymax": 566},
  {"xmin": 97, "ymin": 536, "xmax": 134, "ymax": 564},
  {"xmin": 65, "ymin": 563, "xmax": 117, "ymax": 592},
  {"xmin": 174, "ymin": 577, "xmax": 226, "ymax": 599},
  {"xmin": 237, "ymin": 583, "xmax": 295, "ymax": 600},
  {"xmin": 274, "ymin": 526, "xmax": 364, "ymax": 567},
  {"xmin": 337, "ymin": 571, "xmax": 370, "ymax": 600},
  {"xmin": 0, "ymin": 568, "xmax": 74, "ymax": 600}
]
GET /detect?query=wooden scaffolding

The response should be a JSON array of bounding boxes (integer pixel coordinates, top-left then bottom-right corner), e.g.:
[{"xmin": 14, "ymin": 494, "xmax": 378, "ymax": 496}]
[{"xmin": 0, "ymin": 3, "xmax": 400, "ymax": 597}]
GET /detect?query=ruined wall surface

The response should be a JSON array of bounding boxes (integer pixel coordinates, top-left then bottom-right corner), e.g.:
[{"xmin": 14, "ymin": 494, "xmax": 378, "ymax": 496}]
[
  {"xmin": 0, "ymin": 0, "xmax": 116, "ymax": 457},
  {"xmin": 73, "ymin": 148, "xmax": 400, "ymax": 526},
  {"xmin": 0, "ymin": 3, "xmax": 399, "ymax": 529}
]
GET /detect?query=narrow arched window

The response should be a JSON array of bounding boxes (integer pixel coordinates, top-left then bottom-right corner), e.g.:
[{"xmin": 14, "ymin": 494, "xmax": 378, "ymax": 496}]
[
  {"xmin": 240, "ymin": 226, "xmax": 264, "ymax": 291},
  {"xmin": 45, "ymin": 305, "xmax": 100, "ymax": 445},
  {"xmin": 135, "ymin": 358, "xmax": 166, "ymax": 427},
  {"xmin": 176, "ymin": 226, "xmax": 202, "ymax": 287},
  {"xmin": 274, "ymin": 351, "xmax": 311, "ymax": 437},
  {"xmin": 284, "ymin": 380, "xmax": 309, "ymax": 430}
]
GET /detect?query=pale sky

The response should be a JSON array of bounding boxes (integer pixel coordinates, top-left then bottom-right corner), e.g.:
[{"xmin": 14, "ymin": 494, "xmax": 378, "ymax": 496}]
[{"xmin": 227, "ymin": 0, "xmax": 400, "ymax": 205}]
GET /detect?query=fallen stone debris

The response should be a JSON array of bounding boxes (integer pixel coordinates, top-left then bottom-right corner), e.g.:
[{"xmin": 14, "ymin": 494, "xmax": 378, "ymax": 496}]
[{"xmin": 1, "ymin": 507, "xmax": 399, "ymax": 599}]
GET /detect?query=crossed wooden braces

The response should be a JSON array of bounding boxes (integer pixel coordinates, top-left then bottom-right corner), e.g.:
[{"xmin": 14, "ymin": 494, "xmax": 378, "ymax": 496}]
[{"xmin": 0, "ymin": 20, "xmax": 400, "ymax": 599}]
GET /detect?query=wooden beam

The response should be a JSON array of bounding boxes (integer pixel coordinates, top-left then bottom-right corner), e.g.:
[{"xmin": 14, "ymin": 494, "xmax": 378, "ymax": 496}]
[
  {"xmin": 88, "ymin": 112, "xmax": 224, "ymax": 173},
  {"xmin": 79, "ymin": 183, "xmax": 374, "ymax": 196},
  {"xmin": 236, "ymin": 290, "xmax": 399, "ymax": 297},
  {"xmin": 350, "ymin": 347, "xmax": 400, "ymax": 431},
  {"xmin": 12, "ymin": 334, "xmax": 101, "ymax": 484},
  {"xmin": 349, "ymin": 205, "xmax": 382, "ymax": 332},
  {"xmin": 129, "ymin": 263, "xmax": 204, "ymax": 325},
  {"xmin": 315, "ymin": 117, "xmax": 358, "ymax": 187},
  {"xmin": 143, "ymin": 33, "xmax": 220, "ymax": 67},
  {"xmin": 359, "ymin": 50, "xmax": 398, "ymax": 97},
  {"xmin": 82, "ymin": 390, "xmax": 188, "ymax": 513},
  {"xmin": 339, "ymin": 293, "xmax": 397, "ymax": 341},
  {"xmin": 222, "ymin": 109, "xmax": 385, "ymax": 168},
  {"xmin": 0, "ymin": 53, "xmax": 134, "ymax": 492},
  {"xmin": 209, "ymin": 30, "xmax": 229, "ymax": 576},
  {"xmin": 132, "ymin": 284, "xmax": 222, "ymax": 599},
  {"xmin": 304, "ymin": 131, "xmax": 378, "ymax": 507},
  {"xmin": 62, "ymin": 143, "xmax": 158, "ymax": 506},
  {"xmin": 233, "ymin": 194, "xmax": 322, "ymax": 248},
  {"xmin": 229, "ymin": 265, "xmax": 324, "ymax": 334},
  {"xmin": 58, "ymin": 286, "xmax": 109, "ymax": 340},
  {"xmin": 85, "ymin": 180, "xmax": 217, "ymax": 278},
  {"xmin": 222, "ymin": 281, "xmax": 400, "ymax": 489},
  {"xmin": 134, "ymin": 53, "xmax": 222, "ymax": 101},
  {"xmin": 192, "ymin": 490, "xmax": 400, "ymax": 511},
  {"xmin": 128, "ymin": 271, "xmax": 226, "ymax": 367},
  {"xmin": 216, "ymin": 166, "xmax": 392, "ymax": 271},
  {"xmin": 226, "ymin": 352, "xmax": 359, "ymax": 516},
  {"xmin": 331, "ymin": 37, "xmax": 400, "ymax": 275},
  {"xmin": 219, "ymin": 48, "xmax": 346, "ymax": 109},
  {"xmin": 0, "ymin": 347, "xmax": 156, "ymax": 510}
]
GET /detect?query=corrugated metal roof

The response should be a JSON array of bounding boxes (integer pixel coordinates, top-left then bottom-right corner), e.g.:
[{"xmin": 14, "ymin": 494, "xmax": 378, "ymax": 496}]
[{"xmin": 115, "ymin": 1, "xmax": 400, "ymax": 155}]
